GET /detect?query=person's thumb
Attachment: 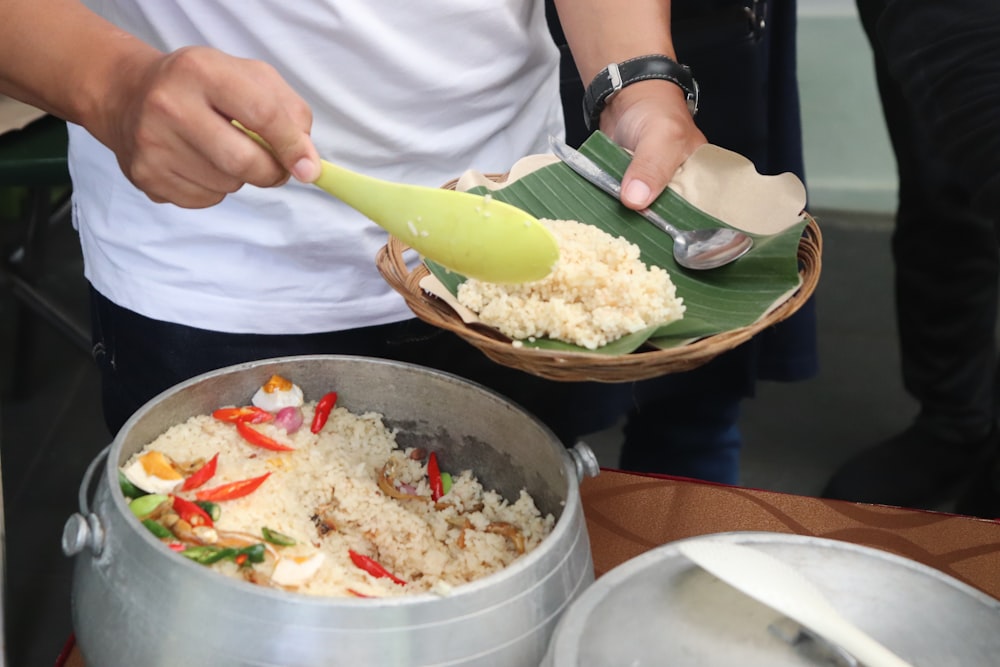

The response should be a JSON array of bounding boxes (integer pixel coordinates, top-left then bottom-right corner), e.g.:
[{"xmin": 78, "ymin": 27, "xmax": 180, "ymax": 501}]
[
  {"xmin": 289, "ymin": 151, "xmax": 321, "ymax": 183},
  {"xmin": 267, "ymin": 130, "xmax": 320, "ymax": 183},
  {"xmin": 232, "ymin": 120, "xmax": 320, "ymax": 184},
  {"xmin": 619, "ymin": 146, "xmax": 683, "ymax": 210}
]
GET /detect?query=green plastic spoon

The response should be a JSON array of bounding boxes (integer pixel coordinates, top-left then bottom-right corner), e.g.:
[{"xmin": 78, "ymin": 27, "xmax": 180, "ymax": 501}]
[{"xmin": 236, "ymin": 123, "xmax": 559, "ymax": 283}]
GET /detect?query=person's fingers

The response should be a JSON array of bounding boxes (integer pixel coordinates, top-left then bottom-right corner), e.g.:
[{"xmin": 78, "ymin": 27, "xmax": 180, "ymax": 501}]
[
  {"xmin": 616, "ymin": 119, "xmax": 704, "ymax": 209},
  {"xmin": 118, "ymin": 100, "xmax": 251, "ymax": 206},
  {"xmin": 620, "ymin": 145, "xmax": 685, "ymax": 210},
  {"xmin": 601, "ymin": 81, "xmax": 706, "ymax": 210},
  {"xmin": 111, "ymin": 46, "xmax": 315, "ymax": 203},
  {"xmin": 123, "ymin": 140, "xmax": 244, "ymax": 208},
  {"xmin": 209, "ymin": 57, "xmax": 321, "ymax": 184},
  {"xmin": 143, "ymin": 48, "xmax": 317, "ymax": 188}
]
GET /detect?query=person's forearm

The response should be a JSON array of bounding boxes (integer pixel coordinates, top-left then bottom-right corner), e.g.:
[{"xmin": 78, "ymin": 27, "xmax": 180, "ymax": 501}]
[
  {"xmin": 549, "ymin": 0, "xmax": 703, "ymax": 210},
  {"xmin": 552, "ymin": 0, "xmax": 674, "ymax": 84},
  {"xmin": 0, "ymin": 0, "xmax": 320, "ymax": 207},
  {"xmin": 0, "ymin": 0, "xmax": 160, "ymax": 129}
]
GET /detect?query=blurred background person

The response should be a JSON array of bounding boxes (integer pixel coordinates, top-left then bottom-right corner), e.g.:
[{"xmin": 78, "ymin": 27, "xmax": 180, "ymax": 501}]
[{"xmin": 823, "ymin": 0, "xmax": 1000, "ymax": 517}]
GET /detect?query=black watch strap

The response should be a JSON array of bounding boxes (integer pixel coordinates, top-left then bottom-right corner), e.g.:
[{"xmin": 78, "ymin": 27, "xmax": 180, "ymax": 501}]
[{"xmin": 582, "ymin": 55, "xmax": 699, "ymax": 132}]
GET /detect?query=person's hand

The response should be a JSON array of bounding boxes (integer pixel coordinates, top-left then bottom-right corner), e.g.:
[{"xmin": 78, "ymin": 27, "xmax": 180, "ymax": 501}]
[
  {"xmin": 599, "ymin": 80, "xmax": 707, "ymax": 210},
  {"xmin": 89, "ymin": 46, "xmax": 321, "ymax": 208}
]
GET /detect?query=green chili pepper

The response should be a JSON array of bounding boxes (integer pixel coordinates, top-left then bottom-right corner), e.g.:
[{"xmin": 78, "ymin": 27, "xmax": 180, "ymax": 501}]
[
  {"xmin": 181, "ymin": 544, "xmax": 266, "ymax": 567},
  {"xmin": 180, "ymin": 546, "xmax": 216, "ymax": 563},
  {"xmin": 238, "ymin": 543, "xmax": 266, "ymax": 564},
  {"xmin": 440, "ymin": 472, "xmax": 453, "ymax": 496},
  {"xmin": 195, "ymin": 500, "xmax": 222, "ymax": 522},
  {"xmin": 119, "ymin": 470, "xmax": 146, "ymax": 499},
  {"xmin": 142, "ymin": 519, "xmax": 173, "ymax": 539},
  {"xmin": 262, "ymin": 527, "xmax": 296, "ymax": 546},
  {"xmin": 129, "ymin": 494, "xmax": 169, "ymax": 519},
  {"xmin": 182, "ymin": 546, "xmax": 236, "ymax": 565}
]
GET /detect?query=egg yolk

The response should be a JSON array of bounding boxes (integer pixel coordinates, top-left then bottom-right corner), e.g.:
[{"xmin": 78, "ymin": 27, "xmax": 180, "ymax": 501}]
[
  {"xmin": 262, "ymin": 374, "xmax": 294, "ymax": 393},
  {"xmin": 139, "ymin": 451, "xmax": 183, "ymax": 480}
]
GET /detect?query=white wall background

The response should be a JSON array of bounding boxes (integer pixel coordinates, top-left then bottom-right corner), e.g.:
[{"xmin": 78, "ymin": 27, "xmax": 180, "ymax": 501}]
[{"xmin": 797, "ymin": 0, "xmax": 898, "ymax": 213}]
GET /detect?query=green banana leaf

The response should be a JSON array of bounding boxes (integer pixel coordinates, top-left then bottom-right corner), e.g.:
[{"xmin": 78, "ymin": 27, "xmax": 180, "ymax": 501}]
[{"xmin": 426, "ymin": 131, "xmax": 807, "ymax": 355}]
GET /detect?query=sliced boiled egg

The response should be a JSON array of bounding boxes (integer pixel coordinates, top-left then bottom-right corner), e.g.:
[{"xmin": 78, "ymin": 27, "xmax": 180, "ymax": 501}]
[
  {"xmin": 272, "ymin": 552, "xmax": 326, "ymax": 588},
  {"xmin": 251, "ymin": 374, "xmax": 304, "ymax": 413},
  {"xmin": 121, "ymin": 450, "xmax": 184, "ymax": 494}
]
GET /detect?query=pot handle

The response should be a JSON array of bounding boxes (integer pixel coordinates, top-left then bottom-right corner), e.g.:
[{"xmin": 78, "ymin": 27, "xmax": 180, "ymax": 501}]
[
  {"xmin": 62, "ymin": 444, "xmax": 111, "ymax": 557},
  {"xmin": 569, "ymin": 441, "xmax": 601, "ymax": 481}
]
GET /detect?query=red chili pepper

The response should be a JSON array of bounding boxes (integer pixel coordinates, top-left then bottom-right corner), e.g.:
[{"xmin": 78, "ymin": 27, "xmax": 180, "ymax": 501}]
[
  {"xmin": 167, "ymin": 541, "xmax": 186, "ymax": 552},
  {"xmin": 195, "ymin": 472, "xmax": 272, "ymax": 502},
  {"xmin": 171, "ymin": 495, "xmax": 214, "ymax": 527},
  {"xmin": 427, "ymin": 451, "xmax": 444, "ymax": 501},
  {"xmin": 348, "ymin": 549, "xmax": 406, "ymax": 586},
  {"xmin": 235, "ymin": 553, "xmax": 248, "ymax": 566},
  {"xmin": 212, "ymin": 406, "xmax": 274, "ymax": 424},
  {"xmin": 310, "ymin": 392, "xmax": 338, "ymax": 434},
  {"xmin": 346, "ymin": 588, "xmax": 371, "ymax": 598},
  {"xmin": 236, "ymin": 421, "xmax": 295, "ymax": 452},
  {"xmin": 181, "ymin": 453, "xmax": 219, "ymax": 491}
]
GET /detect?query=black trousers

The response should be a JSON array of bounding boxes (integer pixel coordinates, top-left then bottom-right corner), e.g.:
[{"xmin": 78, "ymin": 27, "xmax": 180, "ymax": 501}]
[
  {"xmin": 89, "ymin": 286, "xmax": 623, "ymax": 440},
  {"xmin": 859, "ymin": 0, "xmax": 999, "ymax": 443}
]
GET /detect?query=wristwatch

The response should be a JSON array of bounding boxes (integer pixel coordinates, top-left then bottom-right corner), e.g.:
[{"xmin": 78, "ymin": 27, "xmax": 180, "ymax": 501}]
[{"xmin": 582, "ymin": 55, "xmax": 699, "ymax": 132}]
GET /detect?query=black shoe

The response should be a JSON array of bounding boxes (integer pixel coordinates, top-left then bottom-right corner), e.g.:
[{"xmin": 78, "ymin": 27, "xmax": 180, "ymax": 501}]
[
  {"xmin": 821, "ymin": 425, "xmax": 996, "ymax": 509},
  {"xmin": 955, "ymin": 454, "xmax": 1000, "ymax": 519}
]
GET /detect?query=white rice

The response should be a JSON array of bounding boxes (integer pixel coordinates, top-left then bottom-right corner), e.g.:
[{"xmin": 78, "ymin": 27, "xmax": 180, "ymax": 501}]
[
  {"xmin": 124, "ymin": 401, "xmax": 554, "ymax": 598},
  {"xmin": 456, "ymin": 219, "xmax": 685, "ymax": 349}
]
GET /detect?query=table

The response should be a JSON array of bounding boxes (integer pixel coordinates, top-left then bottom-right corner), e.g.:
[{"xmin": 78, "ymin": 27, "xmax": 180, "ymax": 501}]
[{"xmin": 58, "ymin": 469, "xmax": 1000, "ymax": 666}]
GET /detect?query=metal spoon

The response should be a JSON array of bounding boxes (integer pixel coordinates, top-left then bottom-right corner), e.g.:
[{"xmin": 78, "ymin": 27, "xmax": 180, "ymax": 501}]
[{"xmin": 549, "ymin": 137, "xmax": 753, "ymax": 270}]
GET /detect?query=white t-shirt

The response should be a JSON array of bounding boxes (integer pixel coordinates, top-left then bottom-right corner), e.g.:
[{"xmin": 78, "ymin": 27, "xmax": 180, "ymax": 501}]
[{"xmin": 70, "ymin": 0, "xmax": 564, "ymax": 333}]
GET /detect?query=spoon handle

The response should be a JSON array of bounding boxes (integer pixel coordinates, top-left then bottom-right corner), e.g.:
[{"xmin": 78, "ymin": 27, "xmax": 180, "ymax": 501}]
[
  {"xmin": 232, "ymin": 120, "xmax": 370, "ymax": 207},
  {"xmin": 548, "ymin": 137, "xmax": 682, "ymax": 239},
  {"xmin": 549, "ymin": 136, "xmax": 624, "ymax": 199},
  {"xmin": 677, "ymin": 540, "xmax": 915, "ymax": 667},
  {"xmin": 633, "ymin": 207, "xmax": 682, "ymax": 239}
]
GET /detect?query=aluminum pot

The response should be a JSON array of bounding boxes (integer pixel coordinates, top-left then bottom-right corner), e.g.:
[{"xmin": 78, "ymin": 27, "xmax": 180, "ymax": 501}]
[
  {"xmin": 63, "ymin": 355, "xmax": 599, "ymax": 667},
  {"xmin": 542, "ymin": 531, "xmax": 1000, "ymax": 666}
]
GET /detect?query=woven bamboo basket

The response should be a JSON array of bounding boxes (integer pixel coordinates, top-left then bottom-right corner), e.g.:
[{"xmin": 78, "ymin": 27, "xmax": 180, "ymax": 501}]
[{"xmin": 375, "ymin": 185, "xmax": 822, "ymax": 383}]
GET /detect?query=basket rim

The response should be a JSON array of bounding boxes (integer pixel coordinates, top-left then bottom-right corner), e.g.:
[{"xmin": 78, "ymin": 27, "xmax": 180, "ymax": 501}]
[{"xmin": 375, "ymin": 215, "xmax": 821, "ymax": 383}]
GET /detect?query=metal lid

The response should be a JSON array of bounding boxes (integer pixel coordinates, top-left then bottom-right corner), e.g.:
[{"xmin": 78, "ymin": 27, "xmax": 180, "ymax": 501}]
[{"xmin": 543, "ymin": 531, "xmax": 1000, "ymax": 666}]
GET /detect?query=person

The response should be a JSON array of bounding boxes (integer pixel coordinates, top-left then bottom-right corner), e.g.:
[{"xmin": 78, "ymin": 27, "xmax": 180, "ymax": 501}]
[
  {"xmin": 549, "ymin": 0, "xmax": 817, "ymax": 484},
  {"xmin": 822, "ymin": 0, "xmax": 1000, "ymax": 516},
  {"xmin": 878, "ymin": 0, "xmax": 1000, "ymax": 214},
  {"xmin": 875, "ymin": 0, "xmax": 1000, "ymax": 518},
  {"xmin": 0, "ymin": 0, "xmax": 713, "ymax": 441}
]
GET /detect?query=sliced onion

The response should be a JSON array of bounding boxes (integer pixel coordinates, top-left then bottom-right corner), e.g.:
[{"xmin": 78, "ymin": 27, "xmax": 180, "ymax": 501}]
[
  {"xmin": 274, "ymin": 406, "xmax": 304, "ymax": 434},
  {"xmin": 377, "ymin": 465, "xmax": 430, "ymax": 503}
]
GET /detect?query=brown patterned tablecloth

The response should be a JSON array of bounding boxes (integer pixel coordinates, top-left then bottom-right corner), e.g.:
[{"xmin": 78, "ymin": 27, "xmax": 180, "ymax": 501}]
[
  {"xmin": 583, "ymin": 470, "xmax": 1000, "ymax": 598},
  {"xmin": 59, "ymin": 469, "xmax": 1000, "ymax": 667}
]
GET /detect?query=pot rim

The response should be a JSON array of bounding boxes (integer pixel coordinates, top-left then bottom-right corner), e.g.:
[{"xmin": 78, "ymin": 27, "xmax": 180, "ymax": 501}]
[{"xmin": 100, "ymin": 354, "xmax": 585, "ymax": 606}]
